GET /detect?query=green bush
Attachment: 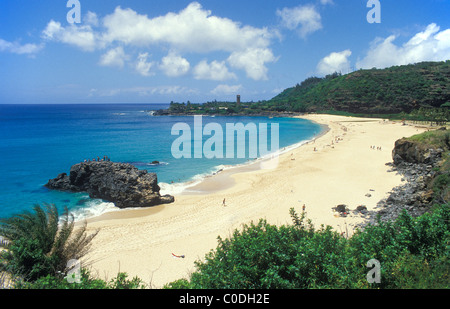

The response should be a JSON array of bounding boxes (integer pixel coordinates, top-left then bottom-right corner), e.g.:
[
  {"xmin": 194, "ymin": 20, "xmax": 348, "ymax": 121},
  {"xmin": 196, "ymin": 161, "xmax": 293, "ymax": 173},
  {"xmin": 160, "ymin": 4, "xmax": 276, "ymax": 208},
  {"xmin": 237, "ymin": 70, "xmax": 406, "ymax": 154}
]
[
  {"xmin": 1, "ymin": 237, "xmax": 57, "ymax": 282},
  {"xmin": 389, "ymin": 251, "xmax": 450, "ymax": 289},
  {"xmin": 15, "ymin": 269, "xmax": 146, "ymax": 289},
  {"xmin": 163, "ymin": 278, "xmax": 192, "ymax": 289},
  {"xmin": 2, "ymin": 202, "xmax": 449, "ymax": 289},
  {"xmin": 348, "ymin": 205, "xmax": 450, "ymax": 288},
  {"xmin": 0, "ymin": 204, "xmax": 98, "ymax": 282},
  {"xmin": 166, "ymin": 204, "xmax": 450, "ymax": 289},
  {"xmin": 186, "ymin": 209, "xmax": 352, "ymax": 289}
]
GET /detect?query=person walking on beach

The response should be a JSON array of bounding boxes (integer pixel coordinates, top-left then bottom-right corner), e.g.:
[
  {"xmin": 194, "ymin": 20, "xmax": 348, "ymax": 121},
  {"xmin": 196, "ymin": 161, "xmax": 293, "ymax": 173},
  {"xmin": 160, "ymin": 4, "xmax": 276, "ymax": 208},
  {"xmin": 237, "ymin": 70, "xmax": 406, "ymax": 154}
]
[{"xmin": 222, "ymin": 198, "xmax": 226, "ymax": 207}]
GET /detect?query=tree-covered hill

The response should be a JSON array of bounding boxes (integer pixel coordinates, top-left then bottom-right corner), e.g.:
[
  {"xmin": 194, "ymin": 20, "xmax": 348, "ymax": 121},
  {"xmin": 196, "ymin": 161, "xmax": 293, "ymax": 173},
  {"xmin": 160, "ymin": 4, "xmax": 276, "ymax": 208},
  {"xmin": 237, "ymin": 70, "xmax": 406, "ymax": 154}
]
[{"xmin": 269, "ymin": 61, "xmax": 450, "ymax": 115}]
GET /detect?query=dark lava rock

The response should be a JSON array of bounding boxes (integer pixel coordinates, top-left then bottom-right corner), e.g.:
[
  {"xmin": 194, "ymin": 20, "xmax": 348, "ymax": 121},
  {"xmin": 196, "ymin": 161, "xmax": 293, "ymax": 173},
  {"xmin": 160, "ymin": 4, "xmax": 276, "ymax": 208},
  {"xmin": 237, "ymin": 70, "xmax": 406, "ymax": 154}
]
[
  {"xmin": 45, "ymin": 161, "xmax": 174, "ymax": 209},
  {"xmin": 333, "ymin": 204, "xmax": 350, "ymax": 217},
  {"xmin": 392, "ymin": 138, "xmax": 443, "ymax": 165},
  {"xmin": 356, "ymin": 205, "xmax": 368, "ymax": 214}
]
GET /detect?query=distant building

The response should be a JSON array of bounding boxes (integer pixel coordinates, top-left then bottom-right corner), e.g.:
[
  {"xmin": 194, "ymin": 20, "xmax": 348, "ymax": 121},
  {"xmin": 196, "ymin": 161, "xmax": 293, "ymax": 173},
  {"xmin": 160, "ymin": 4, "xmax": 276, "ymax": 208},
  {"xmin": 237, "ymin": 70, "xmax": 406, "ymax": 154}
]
[{"xmin": 237, "ymin": 95, "xmax": 241, "ymax": 105}]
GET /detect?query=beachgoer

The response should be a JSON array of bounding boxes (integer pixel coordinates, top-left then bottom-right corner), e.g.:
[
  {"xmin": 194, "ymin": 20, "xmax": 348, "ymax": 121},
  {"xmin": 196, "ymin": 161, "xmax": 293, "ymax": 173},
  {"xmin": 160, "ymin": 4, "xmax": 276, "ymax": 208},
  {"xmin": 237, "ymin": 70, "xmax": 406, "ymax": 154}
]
[
  {"xmin": 222, "ymin": 198, "xmax": 226, "ymax": 206},
  {"xmin": 302, "ymin": 204, "xmax": 306, "ymax": 212}
]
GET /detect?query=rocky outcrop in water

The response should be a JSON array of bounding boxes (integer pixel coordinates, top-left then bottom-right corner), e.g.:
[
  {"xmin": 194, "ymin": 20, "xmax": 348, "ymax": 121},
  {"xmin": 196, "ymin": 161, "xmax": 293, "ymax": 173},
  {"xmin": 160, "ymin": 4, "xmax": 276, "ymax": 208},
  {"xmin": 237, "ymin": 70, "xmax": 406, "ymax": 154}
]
[{"xmin": 45, "ymin": 161, "xmax": 174, "ymax": 209}]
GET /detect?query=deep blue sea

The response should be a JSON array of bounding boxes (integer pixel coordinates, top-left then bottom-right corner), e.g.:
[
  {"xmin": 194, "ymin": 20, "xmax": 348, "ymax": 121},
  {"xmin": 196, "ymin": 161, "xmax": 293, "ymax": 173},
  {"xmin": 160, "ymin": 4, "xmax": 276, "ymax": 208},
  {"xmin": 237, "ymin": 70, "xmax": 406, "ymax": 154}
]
[{"xmin": 0, "ymin": 104, "xmax": 323, "ymax": 220}]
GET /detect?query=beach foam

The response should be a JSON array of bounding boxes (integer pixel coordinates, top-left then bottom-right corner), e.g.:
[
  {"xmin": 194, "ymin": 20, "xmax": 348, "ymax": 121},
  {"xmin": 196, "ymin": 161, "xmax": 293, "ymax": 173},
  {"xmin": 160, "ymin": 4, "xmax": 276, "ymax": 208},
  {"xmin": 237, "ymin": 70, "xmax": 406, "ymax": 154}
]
[
  {"xmin": 70, "ymin": 200, "xmax": 119, "ymax": 222},
  {"xmin": 159, "ymin": 164, "xmax": 228, "ymax": 195}
]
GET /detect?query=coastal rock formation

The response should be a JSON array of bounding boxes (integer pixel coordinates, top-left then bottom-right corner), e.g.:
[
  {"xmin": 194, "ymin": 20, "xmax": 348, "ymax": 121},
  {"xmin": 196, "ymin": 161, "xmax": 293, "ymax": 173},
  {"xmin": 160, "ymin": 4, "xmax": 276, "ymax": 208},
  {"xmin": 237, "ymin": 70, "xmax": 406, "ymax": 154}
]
[
  {"xmin": 45, "ymin": 161, "xmax": 174, "ymax": 209},
  {"xmin": 392, "ymin": 138, "xmax": 444, "ymax": 165},
  {"xmin": 359, "ymin": 135, "xmax": 446, "ymax": 228}
]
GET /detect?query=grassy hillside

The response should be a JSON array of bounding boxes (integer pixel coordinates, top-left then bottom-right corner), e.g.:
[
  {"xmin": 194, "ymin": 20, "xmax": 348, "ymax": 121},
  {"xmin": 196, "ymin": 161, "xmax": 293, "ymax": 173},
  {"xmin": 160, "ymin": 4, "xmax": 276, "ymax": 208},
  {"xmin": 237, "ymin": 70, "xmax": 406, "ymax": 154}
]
[
  {"xmin": 269, "ymin": 61, "xmax": 450, "ymax": 115},
  {"xmin": 158, "ymin": 61, "xmax": 450, "ymax": 122}
]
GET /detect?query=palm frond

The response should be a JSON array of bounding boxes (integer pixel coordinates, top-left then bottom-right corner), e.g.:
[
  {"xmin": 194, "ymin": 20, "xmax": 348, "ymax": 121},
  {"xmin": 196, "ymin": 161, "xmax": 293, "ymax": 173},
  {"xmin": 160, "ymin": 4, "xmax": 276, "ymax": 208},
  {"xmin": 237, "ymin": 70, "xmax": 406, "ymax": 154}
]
[{"xmin": 0, "ymin": 204, "xmax": 99, "ymax": 279}]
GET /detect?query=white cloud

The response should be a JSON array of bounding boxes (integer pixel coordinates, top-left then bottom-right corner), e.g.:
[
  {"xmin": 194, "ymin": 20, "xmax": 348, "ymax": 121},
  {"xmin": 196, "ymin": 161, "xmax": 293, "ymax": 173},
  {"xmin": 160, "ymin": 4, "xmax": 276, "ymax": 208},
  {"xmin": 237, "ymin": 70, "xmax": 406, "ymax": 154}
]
[
  {"xmin": 41, "ymin": 2, "xmax": 278, "ymax": 79},
  {"xmin": 211, "ymin": 84, "xmax": 242, "ymax": 95},
  {"xmin": 99, "ymin": 46, "xmax": 128, "ymax": 68},
  {"xmin": 102, "ymin": 3, "xmax": 274, "ymax": 53},
  {"xmin": 276, "ymin": 5, "xmax": 322, "ymax": 38},
  {"xmin": 356, "ymin": 23, "xmax": 450, "ymax": 69},
  {"xmin": 84, "ymin": 11, "xmax": 99, "ymax": 27},
  {"xmin": 317, "ymin": 49, "xmax": 352, "ymax": 75},
  {"xmin": 193, "ymin": 60, "xmax": 236, "ymax": 81},
  {"xmin": 100, "ymin": 2, "xmax": 277, "ymax": 78},
  {"xmin": 90, "ymin": 85, "xmax": 197, "ymax": 97},
  {"xmin": 320, "ymin": 0, "xmax": 334, "ymax": 5},
  {"xmin": 227, "ymin": 48, "xmax": 277, "ymax": 80},
  {"xmin": 159, "ymin": 51, "xmax": 190, "ymax": 77},
  {"xmin": 0, "ymin": 38, "xmax": 43, "ymax": 55},
  {"xmin": 42, "ymin": 20, "xmax": 100, "ymax": 52},
  {"xmin": 135, "ymin": 53, "xmax": 155, "ymax": 76}
]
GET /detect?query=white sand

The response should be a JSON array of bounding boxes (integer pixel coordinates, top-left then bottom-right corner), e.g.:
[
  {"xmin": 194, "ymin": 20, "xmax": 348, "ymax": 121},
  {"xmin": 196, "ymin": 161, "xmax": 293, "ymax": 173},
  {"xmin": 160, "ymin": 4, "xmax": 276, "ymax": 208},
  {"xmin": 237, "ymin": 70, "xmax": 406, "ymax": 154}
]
[{"xmin": 84, "ymin": 114, "xmax": 427, "ymax": 288}]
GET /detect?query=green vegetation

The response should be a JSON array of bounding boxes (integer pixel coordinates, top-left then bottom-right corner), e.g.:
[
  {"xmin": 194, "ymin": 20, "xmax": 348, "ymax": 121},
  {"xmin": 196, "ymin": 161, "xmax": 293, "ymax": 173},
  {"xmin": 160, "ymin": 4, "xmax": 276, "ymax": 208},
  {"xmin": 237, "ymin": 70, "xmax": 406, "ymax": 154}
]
[
  {"xmin": 407, "ymin": 129, "xmax": 450, "ymax": 149},
  {"xmin": 14, "ymin": 269, "xmax": 146, "ymax": 289},
  {"xmin": 165, "ymin": 205, "xmax": 449, "ymax": 289},
  {"xmin": 0, "ymin": 204, "xmax": 98, "ymax": 283},
  {"xmin": 3, "ymin": 203, "xmax": 448, "ymax": 289},
  {"xmin": 269, "ymin": 61, "xmax": 450, "ymax": 116},
  {"xmin": 0, "ymin": 204, "xmax": 146, "ymax": 289},
  {"xmin": 165, "ymin": 99, "xmax": 282, "ymax": 116},
  {"xmin": 163, "ymin": 61, "xmax": 450, "ymax": 122}
]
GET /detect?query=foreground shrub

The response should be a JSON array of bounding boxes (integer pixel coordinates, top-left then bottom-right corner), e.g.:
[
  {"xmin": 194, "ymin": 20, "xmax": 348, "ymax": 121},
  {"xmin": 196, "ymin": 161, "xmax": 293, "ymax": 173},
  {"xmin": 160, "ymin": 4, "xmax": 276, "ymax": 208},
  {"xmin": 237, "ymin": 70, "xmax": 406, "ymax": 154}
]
[
  {"xmin": 389, "ymin": 251, "xmax": 449, "ymax": 289},
  {"xmin": 15, "ymin": 269, "xmax": 146, "ymax": 289},
  {"xmin": 348, "ymin": 204, "xmax": 450, "ymax": 288},
  {"xmin": 170, "ymin": 204, "xmax": 450, "ymax": 289},
  {"xmin": 187, "ymin": 209, "xmax": 352, "ymax": 289},
  {"xmin": 0, "ymin": 204, "xmax": 98, "ymax": 282}
]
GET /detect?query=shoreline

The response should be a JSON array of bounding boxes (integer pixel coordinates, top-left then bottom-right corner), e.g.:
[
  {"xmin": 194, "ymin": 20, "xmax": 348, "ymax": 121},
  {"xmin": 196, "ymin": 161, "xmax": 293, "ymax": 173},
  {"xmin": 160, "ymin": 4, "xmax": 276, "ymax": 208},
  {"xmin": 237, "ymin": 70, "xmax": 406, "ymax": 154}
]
[
  {"xmin": 84, "ymin": 114, "xmax": 427, "ymax": 288},
  {"xmin": 85, "ymin": 119, "xmax": 328, "ymax": 221},
  {"xmin": 179, "ymin": 121, "xmax": 330, "ymax": 196},
  {"xmin": 83, "ymin": 116, "xmax": 328, "ymax": 218}
]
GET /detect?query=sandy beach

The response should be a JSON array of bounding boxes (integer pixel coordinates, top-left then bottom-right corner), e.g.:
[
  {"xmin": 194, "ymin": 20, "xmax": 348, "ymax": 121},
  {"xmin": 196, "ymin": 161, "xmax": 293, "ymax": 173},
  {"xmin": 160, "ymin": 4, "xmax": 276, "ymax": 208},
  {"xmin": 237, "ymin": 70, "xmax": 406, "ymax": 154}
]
[{"xmin": 84, "ymin": 114, "xmax": 427, "ymax": 288}]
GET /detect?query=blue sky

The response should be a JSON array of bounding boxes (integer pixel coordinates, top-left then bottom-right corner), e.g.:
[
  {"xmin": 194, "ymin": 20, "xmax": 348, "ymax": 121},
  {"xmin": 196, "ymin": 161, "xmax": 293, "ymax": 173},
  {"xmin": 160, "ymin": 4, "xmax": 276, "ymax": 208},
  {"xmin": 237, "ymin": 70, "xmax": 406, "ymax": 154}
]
[{"xmin": 0, "ymin": 0, "xmax": 449, "ymax": 104}]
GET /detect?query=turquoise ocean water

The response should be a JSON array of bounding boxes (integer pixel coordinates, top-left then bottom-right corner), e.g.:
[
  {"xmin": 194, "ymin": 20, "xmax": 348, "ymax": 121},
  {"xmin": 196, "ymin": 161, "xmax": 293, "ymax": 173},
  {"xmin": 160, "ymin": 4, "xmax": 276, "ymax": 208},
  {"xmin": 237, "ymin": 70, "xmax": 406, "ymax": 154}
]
[{"xmin": 0, "ymin": 104, "xmax": 323, "ymax": 220}]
